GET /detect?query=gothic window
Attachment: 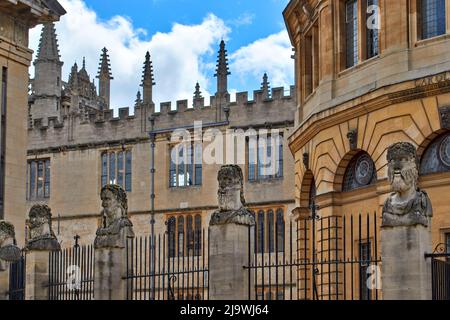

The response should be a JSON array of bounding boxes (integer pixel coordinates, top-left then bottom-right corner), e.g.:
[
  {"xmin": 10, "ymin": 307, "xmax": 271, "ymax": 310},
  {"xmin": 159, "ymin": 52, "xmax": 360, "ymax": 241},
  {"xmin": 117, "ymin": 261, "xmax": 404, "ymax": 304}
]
[
  {"xmin": 27, "ymin": 159, "xmax": 50, "ymax": 200},
  {"xmin": 169, "ymin": 142, "xmax": 202, "ymax": 188},
  {"xmin": 167, "ymin": 214, "xmax": 202, "ymax": 258},
  {"xmin": 247, "ymin": 134, "xmax": 283, "ymax": 181},
  {"xmin": 419, "ymin": 132, "xmax": 450, "ymax": 175},
  {"xmin": 255, "ymin": 208, "xmax": 285, "ymax": 254},
  {"xmin": 342, "ymin": 152, "xmax": 377, "ymax": 192},
  {"xmin": 346, "ymin": 0, "xmax": 359, "ymax": 68},
  {"xmin": 418, "ymin": 0, "xmax": 446, "ymax": 40},
  {"xmin": 101, "ymin": 150, "xmax": 132, "ymax": 192}
]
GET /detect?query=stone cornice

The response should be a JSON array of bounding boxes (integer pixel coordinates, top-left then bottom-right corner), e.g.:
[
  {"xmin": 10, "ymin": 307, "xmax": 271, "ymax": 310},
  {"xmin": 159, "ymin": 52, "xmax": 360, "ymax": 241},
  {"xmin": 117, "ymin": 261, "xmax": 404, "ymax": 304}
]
[{"xmin": 289, "ymin": 73, "xmax": 450, "ymax": 154}]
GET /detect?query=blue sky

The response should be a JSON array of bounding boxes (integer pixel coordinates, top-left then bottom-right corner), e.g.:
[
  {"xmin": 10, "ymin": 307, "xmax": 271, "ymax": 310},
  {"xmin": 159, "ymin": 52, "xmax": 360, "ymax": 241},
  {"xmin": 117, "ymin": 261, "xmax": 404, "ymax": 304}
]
[{"xmin": 29, "ymin": 0, "xmax": 294, "ymax": 112}]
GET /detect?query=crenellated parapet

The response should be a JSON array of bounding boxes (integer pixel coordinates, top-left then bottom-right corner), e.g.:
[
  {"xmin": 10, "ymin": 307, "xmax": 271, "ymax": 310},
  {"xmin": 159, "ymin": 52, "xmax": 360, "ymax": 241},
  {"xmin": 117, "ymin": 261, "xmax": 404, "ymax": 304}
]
[{"xmin": 28, "ymin": 84, "xmax": 296, "ymax": 151}]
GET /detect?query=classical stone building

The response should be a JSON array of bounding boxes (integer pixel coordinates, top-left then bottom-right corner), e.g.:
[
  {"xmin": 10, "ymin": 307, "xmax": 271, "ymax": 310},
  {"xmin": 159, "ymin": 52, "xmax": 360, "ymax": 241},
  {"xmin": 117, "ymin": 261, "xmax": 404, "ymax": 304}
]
[
  {"xmin": 27, "ymin": 24, "xmax": 297, "ymax": 254},
  {"xmin": 284, "ymin": 0, "xmax": 450, "ymax": 298},
  {"xmin": 0, "ymin": 0, "xmax": 65, "ymax": 247}
]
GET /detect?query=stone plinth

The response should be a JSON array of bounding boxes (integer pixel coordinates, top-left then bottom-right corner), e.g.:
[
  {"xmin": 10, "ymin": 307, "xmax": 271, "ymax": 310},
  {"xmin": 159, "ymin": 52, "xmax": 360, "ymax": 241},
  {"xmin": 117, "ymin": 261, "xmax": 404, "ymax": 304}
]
[
  {"xmin": 209, "ymin": 223, "xmax": 253, "ymax": 300},
  {"xmin": 94, "ymin": 247, "xmax": 128, "ymax": 300},
  {"xmin": 381, "ymin": 225, "xmax": 432, "ymax": 300},
  {"xmin": 0, "ymin": 265, "xmax": 10, "ymax": 300},
  {"xmin": 25, "ymin": 251, "xmax": 52, "ymax": 300}
]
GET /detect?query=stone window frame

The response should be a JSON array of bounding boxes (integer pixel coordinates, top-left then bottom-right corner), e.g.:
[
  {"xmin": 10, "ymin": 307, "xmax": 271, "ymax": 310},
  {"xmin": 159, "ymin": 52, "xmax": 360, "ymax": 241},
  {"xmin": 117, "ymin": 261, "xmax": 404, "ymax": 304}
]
[
  {"xmin": 168, "ymin": 141, "xmax": 202, "ymax": 188},
  {"xmin": 246, "ymin": 133, "xmax": 284, "ymax": 183},
  {"xmin": 410, "ymin": 0, "xmax": 450, "ymax": 46},
  {"xmin": 27, "ymin": 158, "xmax": 51, "ymax": 200},
  {"xmin": 301, "ymin": 20, "xmax": 320, "ymax": 100},
  {"xmin": 252, "ymin": 207, "xmax": 286, "ymax": 254},
  {"xmin": 337, "ymin": 0, "xmax": 382, "ymax": 72},
  {"xmin": 100, "ymin": 149, "xmax": 132, "ymax": 192},
  {"xmin": 166, "ymin": 213, "xmax": 202, "ymax": 258}
]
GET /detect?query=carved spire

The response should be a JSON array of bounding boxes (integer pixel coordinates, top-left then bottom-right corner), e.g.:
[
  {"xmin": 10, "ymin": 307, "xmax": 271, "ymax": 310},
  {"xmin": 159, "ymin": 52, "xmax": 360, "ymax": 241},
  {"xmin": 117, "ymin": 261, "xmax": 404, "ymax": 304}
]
[
  {"xmin": 141, "ymin": 51, "xmax": 155, "ymax": 105},
  {"xmin": 194, "ymin": 82, "xmax": 203, "ymax": 99},
  {"xmin": 36, "ymin": 22, "xmax": 61, "ymax": 63},
  {"xmin": 96, "ymin": 47, "xmax": 113, "ymax": 109},
  {"xmin": 68, "ymin": 62, "xmax": 79, "ymax": 90},
  {"xmin": 214, "ymin": 40, "xmax": 230, "ymax": 94},
  {"xmin": 261, "ymin": 73, "xmax": 271, "ymax": 99}
]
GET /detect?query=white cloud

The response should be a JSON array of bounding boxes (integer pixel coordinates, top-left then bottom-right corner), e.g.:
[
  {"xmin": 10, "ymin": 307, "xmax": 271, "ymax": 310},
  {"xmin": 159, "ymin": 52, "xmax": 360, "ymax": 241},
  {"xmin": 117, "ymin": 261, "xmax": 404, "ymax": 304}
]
[
  {"xmin": 29, "ymin": 0, "xmax": 230, "ymax": 112},
  {"xmin": 229, "ymin": 30, "xmax": 294, "ymax": 91}
]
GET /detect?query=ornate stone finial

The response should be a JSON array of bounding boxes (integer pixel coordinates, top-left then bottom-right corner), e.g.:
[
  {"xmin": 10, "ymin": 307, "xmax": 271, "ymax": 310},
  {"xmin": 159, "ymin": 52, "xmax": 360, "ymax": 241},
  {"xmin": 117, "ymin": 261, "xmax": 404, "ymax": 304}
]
[
  {"xmin": 261, "ymin": 73, "xmax": 271, "ymax": 99},
  {"xmin": 347, "ymin": 129, "xmax": 358, "ymax": 150},
  {"xmin": 303, "ymin": 152, "xmax": 309, "ymax": 169},
  {"xmin": 210, "ymin": 165, "xmax": 255, "ymax": 226},
  {"xmin": 94, "ymin": 184, "xmax": 135, "ymax": 248},
  {"xmin": 141, "ymin": 51, "xmax": 156, "ymax": 105},
  {"xmin": 194, "ymin": 82, "xmax": 203, "ymax": 99},
  {"xmin": 36, "ymin": 22, "xmax": 61, "ymax": 63},
  {"xmin": 26, "ymin": 204, "xmax": 60, "ymax": 251},
  {"xmin": 97, "ymin": 47, "xmax": 113, "ymax": 80},
  {"xmin": 215, "ymin": 40, "xmax": 230, "ymax": 95},
  {"xmin": 382, "ymin": 142, "xmax": 433, "ymax": 227},
  {"xmin": 82, "ymin": 56, "xmax": 86, "ymax": 70},
  {"xmin": 0, "ymin": 221, "xmax": 21, "ymax": 270}
]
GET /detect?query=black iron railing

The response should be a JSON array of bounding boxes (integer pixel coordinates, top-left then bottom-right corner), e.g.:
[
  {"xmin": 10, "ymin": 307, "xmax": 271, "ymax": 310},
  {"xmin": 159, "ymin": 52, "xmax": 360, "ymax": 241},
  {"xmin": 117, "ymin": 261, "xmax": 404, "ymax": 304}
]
[
  {"xmin": 8, "ymin": 253, "xmax": 25, "ymax": 300},
  {"xmin": 125, "ymin": 228, "xmax": 209, "ymax": 300},
  {"xmin": 244, "ymin": 211, "xmax": 382, "ymax": 300},
  {"xmin": 425, "ymin": 243, "xmax": 450, "ymax": 300},
  {"xmin": 47, "ymin": 241, "xmax": 94, "ymax": 300}
]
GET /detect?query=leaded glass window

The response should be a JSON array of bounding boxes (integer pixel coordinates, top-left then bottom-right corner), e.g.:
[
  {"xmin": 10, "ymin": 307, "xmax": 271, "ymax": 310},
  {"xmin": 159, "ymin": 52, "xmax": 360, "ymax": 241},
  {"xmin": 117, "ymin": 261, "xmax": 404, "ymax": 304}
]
[
  {"xmin": 101, "ymin": 150, "xmax": 132, "ymax": 192},
  {"xmin": 27, "ymin": 159, "xmax": 51, "ymax": 200},
  {"xmin": 342, "ymin": 152, "xmax": 377, "ymax": 192},
  {"xmin": 419, "ymin": 133, "xmax": 450, "ymax": 175},
  {"xmin": 346, "ymin": 0, "xmax": 359, "ymax": 68},
  {"xmin": 420, "ymin": 0, "xmax": 446, "ymax": 40},
  {"xmin": 366, "ymin": 0, "xmax": 379, "ymax": 59}
]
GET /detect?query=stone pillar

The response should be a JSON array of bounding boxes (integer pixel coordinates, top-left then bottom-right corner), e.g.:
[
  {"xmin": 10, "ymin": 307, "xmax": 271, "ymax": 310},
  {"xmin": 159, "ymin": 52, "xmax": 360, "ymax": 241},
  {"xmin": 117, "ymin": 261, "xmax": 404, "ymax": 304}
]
[
  {"xmin": 25, "ymin": 251, "xmax": 52, "ymax": 300},
  {"xmin": 380, "ymin": 142, "xmax": 433, "ymax": 300},
  {"xmin": 94, "ymin": 184, "xmax": 135, "ymax": 300},
  {"xmin": 208, "ymin": 165, "xmax": 255, "ymax": 300},
  {"xmin": 381, "ymin": 226, "xmax": 431, "ymax": 300},
  {"xmin": 209, "ymin": 223, "xmax": 254, "ymax": 300},
  {"xmin": 25, "ymin": 204, "xmax": 61, "ymax": 300},
  {"xmin": 0, "ymin": 263, "xmax": 10, "ymax": 300},
  {"xmin": 94, "ymin": 247, "xmax": 128, "ymax": 300}
]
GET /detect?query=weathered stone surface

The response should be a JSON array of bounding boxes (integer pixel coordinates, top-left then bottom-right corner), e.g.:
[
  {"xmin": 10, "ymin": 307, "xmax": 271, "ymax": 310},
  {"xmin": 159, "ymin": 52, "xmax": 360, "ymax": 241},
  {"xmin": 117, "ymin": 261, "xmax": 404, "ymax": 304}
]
[
  {"xmin": 26, "ymin": 204, "xmax": 61, "ymax": 251},
  {"xmin": 210, "ymin": 165, "xmax": 255, "ymax": 226},
  {"xmin": 25, "ymin": 251, "xmax": 53, "ymax": 300},
  {"xmin": 381, "ymin": 226, "xmax": 432, "ymax": 300},
  {"xmin": 94, "ymin": 247, "xmax": 128, "ymax": 300},
  {"xmin": 0, "ymin": 220, "xmax": 21, "ymax": 270},
  {"xmin": 382, "ymin": 142, "xmax": 433, "ymax": 228},
  {"xmin": 94, "ymin": 184, "xmax": 135, "ymax": 249}
]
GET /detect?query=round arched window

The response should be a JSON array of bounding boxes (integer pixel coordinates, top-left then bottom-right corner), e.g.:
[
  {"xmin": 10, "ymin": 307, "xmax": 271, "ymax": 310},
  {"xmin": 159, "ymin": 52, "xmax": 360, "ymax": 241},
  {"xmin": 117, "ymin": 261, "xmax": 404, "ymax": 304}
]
[
  {"xmin": 342, "ymin": 152, "xmax": 377, "ymax": 192},
  {"xmin": 420, "ymin": 132, "xmax": 450, "ymax": 175}
]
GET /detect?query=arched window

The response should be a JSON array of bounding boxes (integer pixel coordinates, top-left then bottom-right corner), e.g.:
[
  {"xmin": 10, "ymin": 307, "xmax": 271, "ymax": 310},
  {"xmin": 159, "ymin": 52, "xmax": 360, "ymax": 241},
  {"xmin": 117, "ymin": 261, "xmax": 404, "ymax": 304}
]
[
  {"xmin": 177, "ymin": 216, "xmax": 184, "ymax": 256},
  {"xmin": 342, "ymin": 152, "xmax": 377, "ymax": 192},
  {"xmin": 276, "ymin": 209, "xmax": 285, "ymax": 253},
  {"xmin": 194, "ymin": 215, "xmax": 202, "ymax": 256},
  {"xmin": 257, "ymin": 210, "xmax": 265, "ymax": 253},
  {"xmin": 267, "ymin": 210, "xmax": 275, "ymax": 253},
  {"xmin": 420, "ymin": 132, "xmax": 450, "ymax": 175}
]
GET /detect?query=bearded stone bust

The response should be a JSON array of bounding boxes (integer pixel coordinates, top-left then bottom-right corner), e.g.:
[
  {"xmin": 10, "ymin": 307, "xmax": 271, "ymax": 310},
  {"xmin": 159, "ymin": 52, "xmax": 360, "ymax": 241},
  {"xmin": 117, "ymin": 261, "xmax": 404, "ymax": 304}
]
[
  {"xmin": 94, "ymin": 184, "xmax": 135, "ymax": 248},
  {"xmin": 382, "ymin": 142, "xmax": 433, "ymax": 227},
  {"xmin": 210, "ymin": 165, "xmax": 255, "ymax": 226},
  {"xmin": 26, "ymin": 204, "xmax": 60, "ymax": 251},
  {"xmin": 0, "ymin": 221, "xmax": 21, "ymax": 271}
]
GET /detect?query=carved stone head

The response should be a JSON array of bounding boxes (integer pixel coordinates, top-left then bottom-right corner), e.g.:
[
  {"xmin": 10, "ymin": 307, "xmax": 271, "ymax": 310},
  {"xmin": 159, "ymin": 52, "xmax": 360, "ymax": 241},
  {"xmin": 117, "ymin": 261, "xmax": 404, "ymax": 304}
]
[
  {"xmin": 217, "ymin": 165, "xmax": 245, "ymax": 212},
  {"xmin": 27, "ymin": 204, "xmax": 60, "ymax": 251},
  {"xmin": 0, "ymin": 221, "xmax": 21, "ymax": 266},
  {"xmin": 387, "ymin": 142, "xmax": 418, "ymax": 194},
  {"xmin": 101, "ymin": 184, "xmax": 128, "ymax": 227}
]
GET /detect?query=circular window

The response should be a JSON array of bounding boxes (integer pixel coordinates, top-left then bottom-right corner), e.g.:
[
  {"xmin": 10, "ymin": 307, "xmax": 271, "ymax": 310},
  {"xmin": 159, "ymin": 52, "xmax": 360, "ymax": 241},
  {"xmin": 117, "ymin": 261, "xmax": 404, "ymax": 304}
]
[
  {"xmin": 439, "ymin": 135, "xmax": 450, "ymax": 167},
  {"xmin": 355, "ymin": 154, "xmax": 375, "ymax": 186},
  {"xmin": 342, "ymin": 152, "xmax": 377, "ymax": 192}
]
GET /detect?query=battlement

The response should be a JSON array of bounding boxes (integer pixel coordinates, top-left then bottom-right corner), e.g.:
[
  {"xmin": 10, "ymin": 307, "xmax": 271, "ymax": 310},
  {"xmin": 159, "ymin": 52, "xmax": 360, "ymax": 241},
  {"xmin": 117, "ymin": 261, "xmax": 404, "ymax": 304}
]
[{"xmin": 28, "ymin": 85, "xmax": 296, "ymax": 151}]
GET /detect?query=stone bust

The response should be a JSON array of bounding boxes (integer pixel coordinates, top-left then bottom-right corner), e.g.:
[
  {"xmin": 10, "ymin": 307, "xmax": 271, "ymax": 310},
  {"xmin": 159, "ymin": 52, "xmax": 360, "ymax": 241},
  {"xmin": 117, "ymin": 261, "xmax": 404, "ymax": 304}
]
[
  {"xmin": 0, "ymin": 221, "xmax": 21, "ymax": 271},
  {"xmin": 382, "ymin": 142, "xmax": 433, "ymax": 228},
  {"xmin": 26, "ymin": 204, "xmax": 61, "ymax": 251},
  {"xmin": 94, "ymin": 184, "xmax": 135, "ymax": 248},
  {"xmin": 210, "ymin": 165, "xmax": 255, "ymax": 226}
]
